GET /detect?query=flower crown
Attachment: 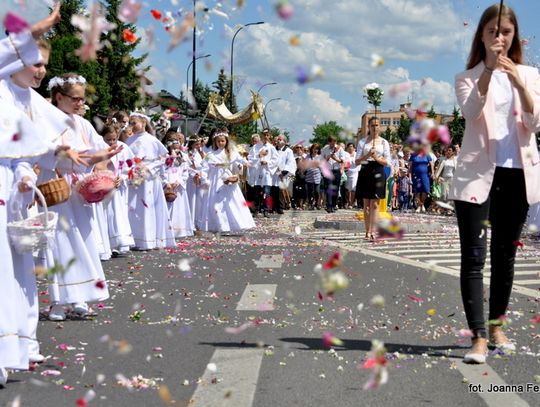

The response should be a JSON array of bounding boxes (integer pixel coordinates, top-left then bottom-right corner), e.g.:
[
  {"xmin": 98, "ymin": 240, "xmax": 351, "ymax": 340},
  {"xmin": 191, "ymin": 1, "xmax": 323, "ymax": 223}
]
[
  {"xmin": 47, "ymin": 75, "xmax": 87, "ymax": 91},
  {"xmin": 213, "ymin": 131, "xmax": 229, "ymax": 139}
]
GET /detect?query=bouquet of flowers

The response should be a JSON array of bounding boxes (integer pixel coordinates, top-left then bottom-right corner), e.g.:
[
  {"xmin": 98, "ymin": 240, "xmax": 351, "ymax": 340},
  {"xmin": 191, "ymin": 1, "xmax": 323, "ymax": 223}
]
[
  {"xmin": 406, "ymin": 112, "xmax": 451, "ymax": 152},
  {"xmin": 127, "ymin": 158, "xmax": 150, "ymax": 187},
  {"xmin": 364, "ymin": 82, "xmax": 384, "ymax": 111}
]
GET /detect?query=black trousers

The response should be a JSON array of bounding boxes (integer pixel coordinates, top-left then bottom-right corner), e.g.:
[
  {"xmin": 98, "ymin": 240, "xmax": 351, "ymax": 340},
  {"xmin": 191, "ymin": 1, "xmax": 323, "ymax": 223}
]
[
  {"xmin": 455, "ymin": 167, "xmax": 529, "ymax": 338},
  {"xmin": 326, "ymin": 170, "xmax": 342, "ymax": 210}
]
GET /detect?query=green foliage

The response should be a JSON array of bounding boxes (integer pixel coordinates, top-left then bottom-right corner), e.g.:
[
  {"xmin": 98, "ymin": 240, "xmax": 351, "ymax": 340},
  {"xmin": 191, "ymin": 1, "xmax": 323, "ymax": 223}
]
[
  {"xmin": 37, "ymin": 0, "xmax": 147, "ymax": 119},
  {"xmin": 427, "ymin": 105, "xmax": 437, "ymax": 118},
  {"xmin": 50, "ymin": 0, "xmax": 85, "ymax": 37},
  {"xmin": 100, "ymin": 0, "xmax": 148, "ymax": 111},
  {"xmin": 447, "ymin": 106, "xmax": 465, "ymax": 146},
  {"xmin": 395, "ymin": 114, "xmax": 412, "ymax": 143},
  {"xmin": 212, "ymin": 68, "xmax": 237, "ymax": 112},
  {"xmin": 310, "ymin": 121, "xmax": 344, "ymax": 146}
]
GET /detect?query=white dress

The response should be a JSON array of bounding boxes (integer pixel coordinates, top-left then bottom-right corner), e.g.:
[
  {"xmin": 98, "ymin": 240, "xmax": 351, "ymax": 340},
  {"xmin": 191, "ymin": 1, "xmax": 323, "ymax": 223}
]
[
  {"xmin": 186, "ymin": 149, "xmax": 205, "ymax": 229},
  {"xmin": 105, "ymin": 141, "xmax": 135, "ymax": 252},
  {"xmin": 126, "ymin": 131, "xmax": 175, "ymax": 249},
  {"xmin": 0, "ymin": 106, "xmax": 48, "ymax": 370},
  {"xmin": 199, "ymin": 148, "xmax": 256, "ymax": 233},
  {"xmin": 41, "ymin": 114, "xmax": 111, "ymax": 305},
  {"xmin": 345, "ymin": 154, "xmax": 360, "ymax": 191},
  {"xmin": 253, "ymin": 142, "xmax": 279, "ymax": 187},
  {"xmin": 0, "ymin": 29, "xmax": 49, "ymax": 369},
  {"xmin": 164, "ymin": 156, "xmax": 194, "ymax": 238}
]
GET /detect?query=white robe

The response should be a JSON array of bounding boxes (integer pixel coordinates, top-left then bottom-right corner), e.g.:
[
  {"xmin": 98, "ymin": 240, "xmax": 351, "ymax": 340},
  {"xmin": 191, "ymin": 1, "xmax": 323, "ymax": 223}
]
[
  {"xmin": 247, "ymin": 143, "xmax": 263, "ymax": 186},
  {"xmin": 199, "ymin": 148, "xmax": 255, "ymax": 232},
  {"xmin": 186, "ymin": 149, "xmax": 205, "ymax": 229},
  {"xmin": 126, "ymin": 131, "xmax": 175, "ymax": 249},
  {"xmin": 40, "ymin": 114, "xmax": 111, "ymax": 305},
  {"xmin": 253, "ymin": 142, "xmax": 279, "ymax": 187},
  {"xmin": 0, "ymin": 76, "xmax": 110, "ymax": 306},
  {"xmin": 273, "ymin": 146, "xmax": 297, "ymax": 188},
  {"xmin": 0, "ymin": 104, "xmax": 48, "ymax": 369},
  {"xmin": 104, "ymin": 141, "xmax": 135, "ymax": 252},
  {"xmin": 0, "ymin": 32, "xmax": 55, "ymax": 363},
  {"xmin": 164, "ymin": 156, "xmax": 194, "ymax": 238}
]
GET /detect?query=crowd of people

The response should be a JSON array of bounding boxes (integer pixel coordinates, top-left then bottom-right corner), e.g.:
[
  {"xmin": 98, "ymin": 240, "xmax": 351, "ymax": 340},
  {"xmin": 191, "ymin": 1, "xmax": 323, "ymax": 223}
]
[{"xmin": 1, "ymin": 2, "xmax": 539, "ymax": 389}]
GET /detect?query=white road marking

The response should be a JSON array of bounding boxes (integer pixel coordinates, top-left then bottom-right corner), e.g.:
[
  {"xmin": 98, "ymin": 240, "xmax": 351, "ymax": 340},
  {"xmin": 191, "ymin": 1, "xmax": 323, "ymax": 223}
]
[
  {"xmin": 456, "ymin": 362, "xmax": 529, "ymax": 407},
  {"xmin": 190, "ymin": 348, "xmax": 265, "ymax": 406},
  {"xmin": 253, "ymin": 254, "xmax": 284, "ymax": 269},
  {"xmin": 236, "ymin": 284, "xmax": 277, "ymax": 311}
]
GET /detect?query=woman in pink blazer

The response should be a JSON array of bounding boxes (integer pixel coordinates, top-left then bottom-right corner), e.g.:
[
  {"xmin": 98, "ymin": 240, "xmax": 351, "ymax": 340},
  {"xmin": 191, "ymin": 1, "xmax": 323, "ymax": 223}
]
[{"xmin": 450, "ymin": 4, "xmax": 540, "ymax": 364}]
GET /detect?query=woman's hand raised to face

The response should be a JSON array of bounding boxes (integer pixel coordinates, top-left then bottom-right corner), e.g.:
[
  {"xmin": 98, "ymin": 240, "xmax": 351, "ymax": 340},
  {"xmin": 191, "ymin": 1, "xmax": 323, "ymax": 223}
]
[
  {"xmin": 498, "ymin": 55, "xmax": 521, "ymax": 85},
  {"xmin": 486, "ymin": 36, "xmax": 504, "ymax": 68}
]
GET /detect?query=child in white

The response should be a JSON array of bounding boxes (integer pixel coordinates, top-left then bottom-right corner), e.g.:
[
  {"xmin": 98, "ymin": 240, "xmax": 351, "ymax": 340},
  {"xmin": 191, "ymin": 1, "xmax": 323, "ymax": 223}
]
[
  {"xmin": 164, "ymin": 139, "xmax": 194, "ymax": 238},
  {"xmin": 101, "ymin": 124, "xmax": 135, "ymax": 254},
  {"xmin": 199, "ymin": 130, "xmax": 255, "ymax": 232},
  {"xmin": 126, "ymin": 114, "xmax": 175, "ymax": 249}
]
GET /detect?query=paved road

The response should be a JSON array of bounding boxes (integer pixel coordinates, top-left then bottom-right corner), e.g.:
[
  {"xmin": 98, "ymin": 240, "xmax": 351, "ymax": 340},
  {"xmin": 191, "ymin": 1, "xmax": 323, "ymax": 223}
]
[{"xmin": 1, "ymin": 211, "xmax": 539, "ymax": 407}]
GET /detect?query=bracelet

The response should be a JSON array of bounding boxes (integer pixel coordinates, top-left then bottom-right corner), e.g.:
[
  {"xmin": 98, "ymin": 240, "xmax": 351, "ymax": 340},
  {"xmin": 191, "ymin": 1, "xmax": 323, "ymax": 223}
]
[
  {"xmin": 8, "ymin": 35, "xmax": 26, "ymax": 67},
  {"xmin": 484, "ymin": 66, "xmax": 494, "ymax": 73}
]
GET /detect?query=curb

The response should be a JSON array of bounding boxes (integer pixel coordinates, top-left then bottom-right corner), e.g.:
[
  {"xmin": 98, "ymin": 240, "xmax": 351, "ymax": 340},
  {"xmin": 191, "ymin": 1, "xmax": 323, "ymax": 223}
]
[{"xmin": 313, "ymin": 213, "xmax": 451, "ymax": 233}]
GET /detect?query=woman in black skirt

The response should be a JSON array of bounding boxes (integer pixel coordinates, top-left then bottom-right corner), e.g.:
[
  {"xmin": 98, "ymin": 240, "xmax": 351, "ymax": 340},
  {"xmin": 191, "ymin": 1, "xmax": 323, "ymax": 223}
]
[{"xmin": 355, "ymin": 117, "xmax": 391, "ymax": 240}]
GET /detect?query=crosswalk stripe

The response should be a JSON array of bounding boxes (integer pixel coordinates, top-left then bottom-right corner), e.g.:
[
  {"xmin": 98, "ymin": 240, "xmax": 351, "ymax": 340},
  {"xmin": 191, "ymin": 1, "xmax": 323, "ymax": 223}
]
[
  {"xmin": 190, "ymin": 348, "xmax": 265, "ymax": 406},
  {"xmin": 236, "ymin": 284, "xmax": 277, "ymax": 311},
  {"xmin": 299, "ymin": 228, "xmax": 540, "ymax": 298}
]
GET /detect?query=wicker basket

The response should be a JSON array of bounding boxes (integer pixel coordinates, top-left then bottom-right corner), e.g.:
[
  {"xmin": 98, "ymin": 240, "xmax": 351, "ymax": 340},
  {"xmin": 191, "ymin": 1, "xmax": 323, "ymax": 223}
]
[
  {"xmin": 37, "ymin": 170, "xmax": 70, "ymax": 207},
  {"xmin": 7, "ymin": 185, "xmax": 58, "ymax": 254}
]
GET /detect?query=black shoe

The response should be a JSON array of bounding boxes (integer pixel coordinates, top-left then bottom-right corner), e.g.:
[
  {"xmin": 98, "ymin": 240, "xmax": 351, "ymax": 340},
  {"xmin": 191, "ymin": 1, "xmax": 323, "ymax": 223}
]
[
  {"xmin": 277, "ymin": 210, "xmax": 284, "ymax": 214},
  {"xmin": 326, "ymin": 208, "xmax": 332, "ymax": 213},
  {"xmin": 263, "ymin": 212, "xmax": 270, "ymax": 218}
]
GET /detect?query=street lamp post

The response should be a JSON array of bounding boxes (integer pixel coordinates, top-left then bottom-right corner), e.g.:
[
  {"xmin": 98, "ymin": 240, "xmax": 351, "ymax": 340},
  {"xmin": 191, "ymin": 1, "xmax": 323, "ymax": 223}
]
[
  {"xmin": 184, "ymin": 54, "xmax": 211, "ymax": 137},
  {"xmin": 186, "ymin": 54, "xmax": 211, "ymax": 96},
  {"xmin": 255, "ymin": 82, "xmax": 277, "ymax": 132},
  {"xmin": 191, "ymin": 0, "xmax": 196, "ymax": 90},
  {"xmin": 230, "ymin": 21, "xmax": 264, "ymax": 111},
  {"xmin": 262, "ymin": 97, "xmax": 282, "ymax": 129},
  {"xmin": 256, "ymin": 81, "xmax": 277, "ymax": 94}
]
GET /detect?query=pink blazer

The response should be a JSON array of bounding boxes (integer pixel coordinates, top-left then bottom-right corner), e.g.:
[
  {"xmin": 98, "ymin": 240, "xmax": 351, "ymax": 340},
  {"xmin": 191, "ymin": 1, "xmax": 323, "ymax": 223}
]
[{"xmin": 449, "ymin": 62, "xmax": 540, "ymax": 204}]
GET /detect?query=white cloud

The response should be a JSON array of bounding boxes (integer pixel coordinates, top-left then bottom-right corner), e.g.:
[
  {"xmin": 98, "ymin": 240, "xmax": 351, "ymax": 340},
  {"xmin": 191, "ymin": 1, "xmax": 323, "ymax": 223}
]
[{"xmin": 229, "ymin": 0, "xmax": 465, "ymax": 136}]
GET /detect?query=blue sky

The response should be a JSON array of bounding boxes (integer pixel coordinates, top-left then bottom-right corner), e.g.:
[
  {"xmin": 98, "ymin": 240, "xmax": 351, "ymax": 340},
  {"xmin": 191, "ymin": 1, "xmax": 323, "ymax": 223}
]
[{"xmin": 3, "ymin": 1, "xmax": 540, "ymax": 142}]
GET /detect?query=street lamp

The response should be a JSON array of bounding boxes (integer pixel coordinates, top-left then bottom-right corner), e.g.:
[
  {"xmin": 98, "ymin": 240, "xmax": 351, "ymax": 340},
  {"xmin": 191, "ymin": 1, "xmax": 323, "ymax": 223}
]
[
  {"xmin": 255, "ymin": 82, "xmax": 277, "ymax": 131},
  {"xmin": 230, "ymin": 21, "xmax": 265, "ymax": 111},
  {"xmin": 257, "ymin": 81, "xmax": 277, "ymax": 94},
  {"xmin": 263, "ymin": 97, "xmax": 282, "ymax": 129},
  {"xmin": 186, "ymin": 54, "xmax": 211, "ymax": 96}
]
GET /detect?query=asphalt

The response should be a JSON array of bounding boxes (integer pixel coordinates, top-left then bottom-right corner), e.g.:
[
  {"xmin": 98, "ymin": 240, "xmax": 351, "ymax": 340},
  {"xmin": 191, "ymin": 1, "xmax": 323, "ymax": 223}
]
[{"xmin": 0, "ymin": 211, "xmax": 538, "ymax": 407}]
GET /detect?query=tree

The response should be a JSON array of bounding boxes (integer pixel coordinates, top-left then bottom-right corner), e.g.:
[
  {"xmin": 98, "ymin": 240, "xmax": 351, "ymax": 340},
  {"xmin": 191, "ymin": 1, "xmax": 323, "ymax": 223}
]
[
  {"xmin": 427, "ymin": 105, "xmax": 437, "ymax": 118},
  {"xmin": 38, "ymin": 0, "xmax": 111, "ymax": 118},
  {"xmin": 100, "ymin": 0, "xmax": 148, "ymax": 111},
  {"xmin": 310, "ymin": 121, "xmax": 344, "ymax": 146},
  {"xmin": 447, "ymin": 106, "xmax": 465, "ymax": 146},
  {"xmin": 395, "ymin": 114, "xmax": 412, "ymax": 143},
  {"xmin": 212, "ymin": 68, "xmax": 237, "ymax": 112}
]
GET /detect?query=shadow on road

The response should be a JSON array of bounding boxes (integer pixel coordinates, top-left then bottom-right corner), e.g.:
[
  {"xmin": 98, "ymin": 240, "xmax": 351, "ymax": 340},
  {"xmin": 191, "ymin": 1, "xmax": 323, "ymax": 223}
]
[{"xmin": 280, "ymin": 337, "xmax": 464, "ymax": 358}]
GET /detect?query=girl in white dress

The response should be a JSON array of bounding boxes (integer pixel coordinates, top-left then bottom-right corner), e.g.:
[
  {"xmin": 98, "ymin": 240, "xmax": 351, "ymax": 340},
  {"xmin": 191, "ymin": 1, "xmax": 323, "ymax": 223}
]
[
  {"xmin": 163, "ymin": 137, "xmax": 194, "ymax": 238},
  {"xmin": 186, "ymin": 137, "xmax": 205, "ymax": 229},
  {"xmin": 125, "ymin": 114, "xmax": 176, "ymax": 249},
  {"xmin": 45, "ymin": 73, "xmax": 122, "ymax": 320},
  {"xmin": 0, "ymin": 3, "xmax": 64, "ymax": 382},
  {"xmin": 199, "ymin": 130, "xmax": 256, "ymax": 233},
  {"xmin": 100, "ymin": 124, "xmax": 135, "ymax": 254}
]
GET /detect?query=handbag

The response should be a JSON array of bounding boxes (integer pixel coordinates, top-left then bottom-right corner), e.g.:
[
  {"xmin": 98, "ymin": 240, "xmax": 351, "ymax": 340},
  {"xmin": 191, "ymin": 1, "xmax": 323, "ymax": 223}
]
[{"xmin": 431, "ymin": 182, "xmax": 443, "ymax": 200}]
